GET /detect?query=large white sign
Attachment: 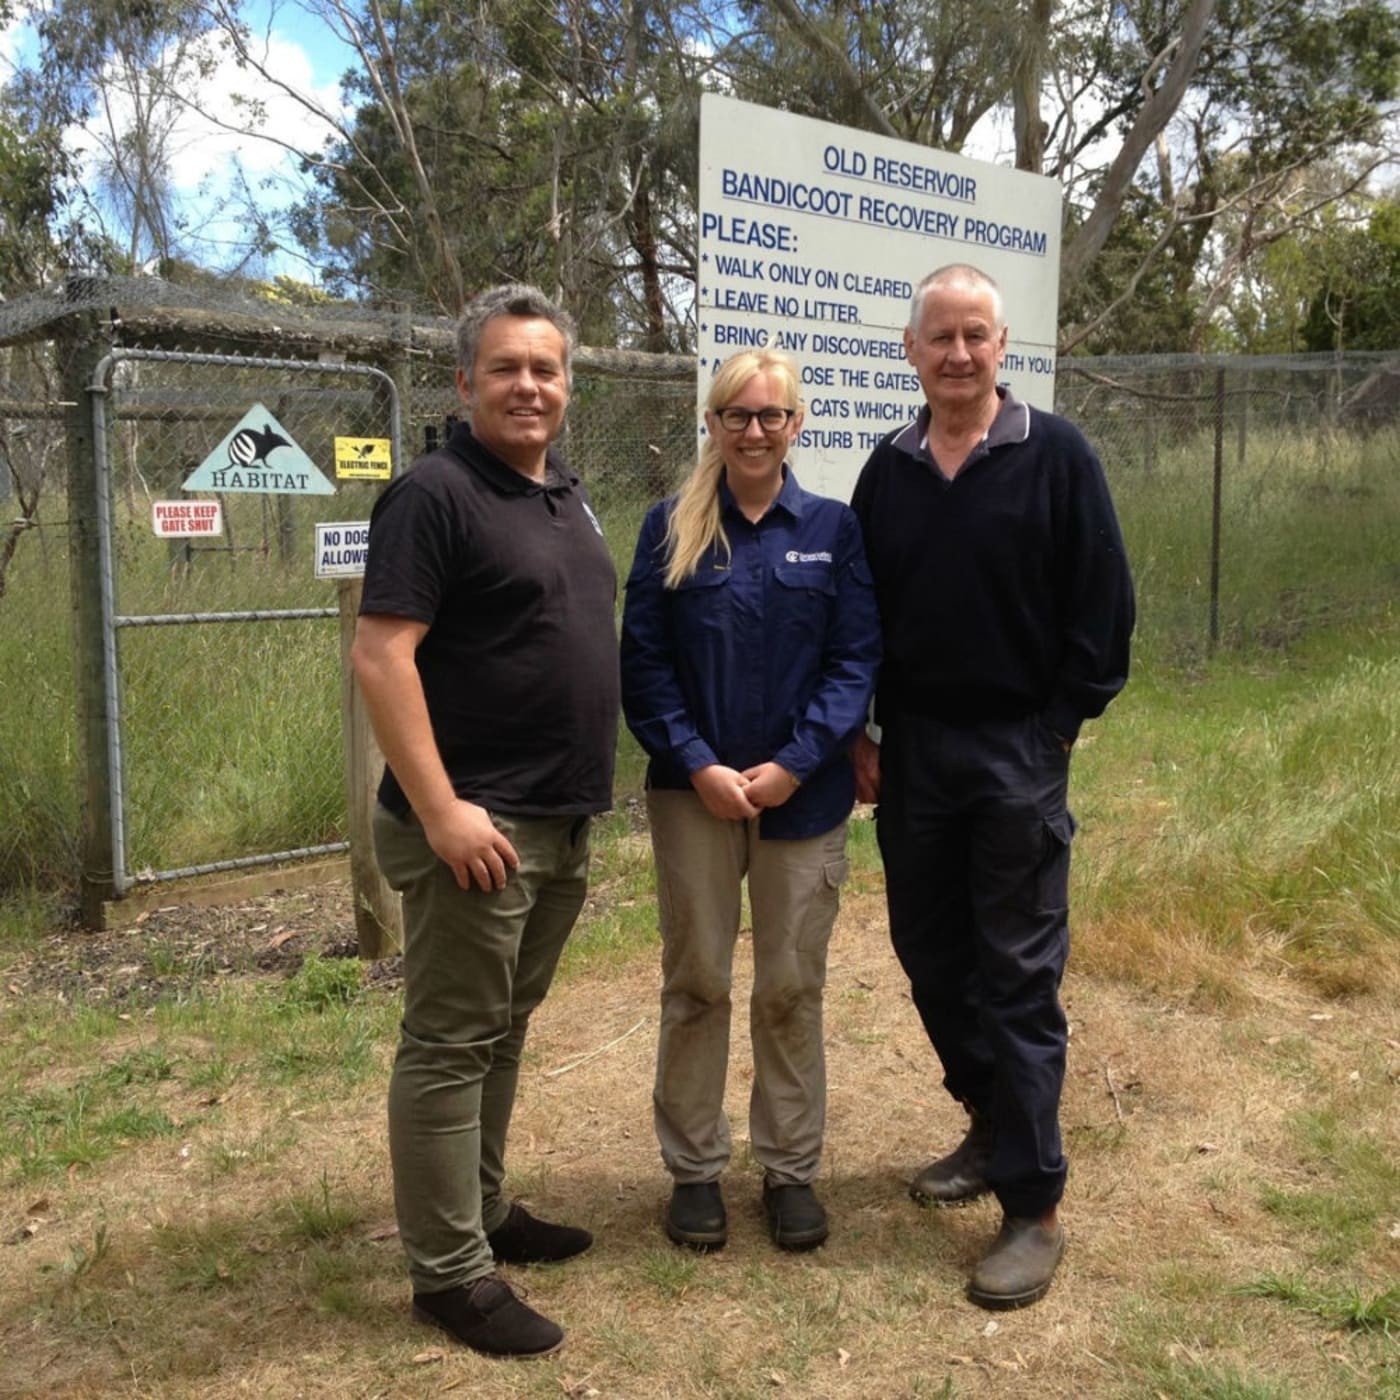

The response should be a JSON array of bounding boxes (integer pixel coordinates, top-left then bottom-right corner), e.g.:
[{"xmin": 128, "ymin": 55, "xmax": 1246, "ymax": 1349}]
[{"xmin": 698, "ymin": 95, "xmax": 1062, "ymax": 500}]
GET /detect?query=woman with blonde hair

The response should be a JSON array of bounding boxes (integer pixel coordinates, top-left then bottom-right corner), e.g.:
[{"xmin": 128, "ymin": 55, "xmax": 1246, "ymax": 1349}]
[{"xmin": 621, "ymin": 348, "xmax": 880, "ymax": 1252}]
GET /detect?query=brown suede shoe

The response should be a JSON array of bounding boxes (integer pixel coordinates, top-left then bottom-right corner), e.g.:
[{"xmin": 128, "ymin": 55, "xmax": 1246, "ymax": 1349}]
[
  {"xmin": 967, "ymin": 1215, "xmax": 1066, "ymax": 1311},
  {"xmin": 412, "ymin": 1273, "xmax": 564, "ymax": 1357},
  {"xmin": 486, "ymin": 1201, "xmax": 592, "ymax": 1265}
]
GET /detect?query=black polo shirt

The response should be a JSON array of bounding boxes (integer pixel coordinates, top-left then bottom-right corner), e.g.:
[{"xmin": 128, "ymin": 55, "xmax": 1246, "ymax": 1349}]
[{"xmin": 361, "ymin": 421, "xmax": 619, "ymax": 817}]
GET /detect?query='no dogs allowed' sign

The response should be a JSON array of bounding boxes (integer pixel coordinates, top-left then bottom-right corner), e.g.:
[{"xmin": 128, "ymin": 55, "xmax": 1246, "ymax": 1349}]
[{"xmin": 314, "ymin": 521, "xmax": 370, "ymax": 579}]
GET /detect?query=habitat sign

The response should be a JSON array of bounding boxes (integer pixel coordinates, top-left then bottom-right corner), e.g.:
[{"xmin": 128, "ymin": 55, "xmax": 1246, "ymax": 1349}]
[
  {"xmin": 183, "ymin": 404, "xmax": 334, "ymax": 495},
  {"xmin": 698, "ymin": 94, "xmax": 1063, "ymax": 500}
]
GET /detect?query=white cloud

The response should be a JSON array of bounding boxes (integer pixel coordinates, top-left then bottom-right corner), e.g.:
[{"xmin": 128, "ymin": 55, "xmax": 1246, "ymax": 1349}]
[
  {"xmin": 67, "ymin": 28, "xmax": 346, "ymax": 189},
  {"xmin": 60, "ymin": 20, "xmax": 352, "ymax": 272},
  {"xmin": 161, "ymin": 32, "xmax": 347, "ymax": 191}
]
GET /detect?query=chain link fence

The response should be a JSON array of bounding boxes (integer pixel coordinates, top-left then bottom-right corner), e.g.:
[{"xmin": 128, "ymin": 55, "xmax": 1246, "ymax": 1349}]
[
  {"xmin": 93, "ymin": 348, "xmax": 401, "ymax": 892},
  {"xmin": 1058, "ymin": 353, "xmax": 1399, "ymax": 657},
  {"xmin": 0, "ymin": 278, "xmax": 1395, "ymax": 902}
]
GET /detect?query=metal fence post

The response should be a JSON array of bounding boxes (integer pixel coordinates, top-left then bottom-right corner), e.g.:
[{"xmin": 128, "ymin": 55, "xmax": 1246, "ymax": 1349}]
[
  {"xmin": 59, "ymin": 313, "xmax": 115, "ymax": 925},
  {"xmin": 1236, "ymin": 365, "xmax": 1248, "ymax": 467},
  {"xmin": 1209, "ymin": 365, "xmax": 1225, "ymax": 654}
]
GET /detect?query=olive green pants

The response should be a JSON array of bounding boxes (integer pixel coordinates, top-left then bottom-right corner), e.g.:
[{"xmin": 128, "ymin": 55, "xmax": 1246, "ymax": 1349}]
[{"xmin": 373, "ymin": 804, "xmax": 590, "ymax": 1293}]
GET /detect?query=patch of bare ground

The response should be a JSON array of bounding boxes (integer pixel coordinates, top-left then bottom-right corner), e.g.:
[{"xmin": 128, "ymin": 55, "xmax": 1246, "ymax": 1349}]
[{"xmin": 1, "ymin": 881, "xmax": 1396, "ymax": 1398}]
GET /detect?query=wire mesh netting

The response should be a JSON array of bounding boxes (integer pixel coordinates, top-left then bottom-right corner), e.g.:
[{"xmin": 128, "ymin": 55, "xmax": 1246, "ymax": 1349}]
[
  {"xmin": 98, "ymin": 352, "xmax": 400, "ymax": 883},
  {"xmin": 1, "ymin": 278, "xmax": 1396, "ymax": 895},
  {"xmin": 1058, "ymin": 355, "xmax": 1400, "ymax": 655}
]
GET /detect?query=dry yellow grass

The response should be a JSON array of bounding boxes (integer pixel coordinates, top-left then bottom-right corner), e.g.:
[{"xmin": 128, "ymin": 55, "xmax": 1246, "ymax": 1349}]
[{"xmin": 1, "ymin": 886, "xmax": 1396, "ymax": 1399}]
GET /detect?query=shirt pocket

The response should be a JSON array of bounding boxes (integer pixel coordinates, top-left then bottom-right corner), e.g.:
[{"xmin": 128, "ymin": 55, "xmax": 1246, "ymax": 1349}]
[
  {"xmin": 671, "ymin": 565, "xmax": 732, "ymax": 635},
  {"xmin": 771, "ymin": 564, "xmax": 837, "ymax": 646}
]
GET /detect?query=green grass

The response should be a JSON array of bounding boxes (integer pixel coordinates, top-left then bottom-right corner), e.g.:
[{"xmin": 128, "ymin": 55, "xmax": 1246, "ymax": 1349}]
[
  {"xmin": 1, "ymin": 514, "xmax": 350, "ymax": 895},
  {"xmin": 156, "ymin": 1215, "xmax": 262, "ymax": 1293},
  {"xmin": 5, "ymin": 419, "xmax": 1398, "ymax": 906},
  {"xmin": 258, "ymin": 1008, "xmax": 378, "ymax": 1086},
  {"xmin": 1070, "ymin": 614, "xmax": 1400, "ymax": 996},
  {"xmin": 1255, "ymin": 1108, "xmax": 1399, "ymax": 1267},
  {"xmin": 207, "ymin": 1124, "xmax": 299, "ymax": 1176},
  {"xmin": 278, "ymin": 950, "xmax": 364, "ymax": 1012},
  {"xmin": 1236, "ymin": 1274, "xmax": 1399, "ymax": 1335},
  {"xmin": 0, "ymin": 886, "xmax": 71, "ymax": 957},
  {"xmin": 1111, "ymin": 1285, "xmax": 1322, "ymax": 1400},
  {"xmin": 638, "ymin": 1245, "xmax": 704, "ymax": 1299},
  {"xmin": 0, "ymin": 970, "xmax": 396, "ymax": 1185},
  {"xmin": 41, "ymin": 1222, "xmax": 115, "ymax": 1292},
  {"xmin": 561, "ymin": 805, "xmax": 660, "ymax": 974},
  {"xmin": 1127, "ymin": 1360, "xmax": 1297, "ymax": 1400},
  {"xmin": 304, "ymin": 1245, "xmax": 375, "ymax": 1319},
  {"xmin": 280, "ymin": 1173, "xmax": 363, "ymax": 1244},
  {"xmin": 1109, "ymin": 424, "xmax": 1400, "ymax": 663},
  {"xmin": 3, "ymin": 1051, "xmax": 183, "ymax": 1182},
  {"xmin": 1097, "ymin": 1081, "xmax": 1400, "ymax": 1397}
]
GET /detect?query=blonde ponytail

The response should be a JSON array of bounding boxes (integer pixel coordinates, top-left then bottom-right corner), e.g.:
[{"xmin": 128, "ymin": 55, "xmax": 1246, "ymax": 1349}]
[{"xmin": 663, "ymin": 349, "xmax": 802, "ymax": 589}]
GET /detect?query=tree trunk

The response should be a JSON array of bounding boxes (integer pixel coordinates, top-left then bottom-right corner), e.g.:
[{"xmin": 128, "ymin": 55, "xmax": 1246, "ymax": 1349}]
[
  {"xmin": 1060, "ymin": 0, "xmax": 1218, "ymax": 295},
  {"xmin": 1012, "ymin": 0, "xmax": 1052, "ymax": 174},
  {"xmin": 630, "ymin": 179, "xmax": 668, "ymax": 353}
]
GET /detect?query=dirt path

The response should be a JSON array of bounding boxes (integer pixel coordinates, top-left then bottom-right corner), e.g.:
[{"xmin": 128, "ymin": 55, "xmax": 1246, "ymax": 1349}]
[{"xmin": 1, "ymin": 878, "xmax": 1395, "ymax": 1398}]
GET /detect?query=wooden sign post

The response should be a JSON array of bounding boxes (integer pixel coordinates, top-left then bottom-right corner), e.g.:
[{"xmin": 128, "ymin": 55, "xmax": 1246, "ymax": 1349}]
[{"xmin": 337, "ymin": 578, "xmax": 403, "ymax": 958}]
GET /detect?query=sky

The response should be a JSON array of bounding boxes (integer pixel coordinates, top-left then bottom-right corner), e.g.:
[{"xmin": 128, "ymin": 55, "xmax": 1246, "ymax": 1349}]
[
  {"xmin": 2, "ymin": 1, "xmax": 353, "ymax": 280},
  {"xmin": 0, "ymin": 1, "xmax": 1131, "ymax": 291}
]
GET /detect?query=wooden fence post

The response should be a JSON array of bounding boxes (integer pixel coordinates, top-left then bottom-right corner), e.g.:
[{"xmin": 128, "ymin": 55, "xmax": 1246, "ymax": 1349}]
[{"xmin": 337, "ymin": 578, "xmax": 402, "ymax": 958}]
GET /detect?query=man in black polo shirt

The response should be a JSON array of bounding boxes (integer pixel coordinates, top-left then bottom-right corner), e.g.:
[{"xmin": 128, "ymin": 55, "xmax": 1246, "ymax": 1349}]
[
  {"xmin": 351, "ymin": 284, "xmax": 618, "ymax": 1358},
  {"xmin": 851, "ymin": 264, "xmax": 1133, "ymax": 1311}
]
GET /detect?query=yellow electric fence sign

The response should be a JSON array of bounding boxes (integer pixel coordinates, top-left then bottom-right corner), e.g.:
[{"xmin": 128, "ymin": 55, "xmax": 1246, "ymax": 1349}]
[{"xmin": 334, "ymin": 437, "xmax": 392, "ymax": 480}]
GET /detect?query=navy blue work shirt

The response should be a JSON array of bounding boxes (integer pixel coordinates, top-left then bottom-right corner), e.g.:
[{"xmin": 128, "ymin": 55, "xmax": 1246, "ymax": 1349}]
[{"xmin": 621, "ymin": 467, "xmax": 880, "ymax": 840}]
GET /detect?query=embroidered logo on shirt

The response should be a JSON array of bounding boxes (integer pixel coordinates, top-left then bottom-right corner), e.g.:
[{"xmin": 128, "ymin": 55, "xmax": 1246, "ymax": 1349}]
[{"xmin": 785, "ymin": 550, "xmax": 833, "ymax": 564}]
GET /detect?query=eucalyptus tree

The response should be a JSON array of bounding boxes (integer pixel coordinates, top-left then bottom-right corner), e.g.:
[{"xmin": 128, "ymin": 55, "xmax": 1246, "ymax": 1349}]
[
  {"xmin": 0, "ymin": 97, "xmax": 68, "ymax": 294},
  {"xmin": 272, "ymin": 0, "xmax": 707, "ymax": 345},
  {"xmin": 6, "ymin": 0, "xmax": 227, "ymax": 272},
  {"xmin": 1298, "ymin": 192, "xmax": 1400, "ymax": 352},
  {"xmin": 13, "ymin": 0, "xmax": 1388, "ymax": 354},
  {"xmin": 707, "ymin": 0, "xmax": 1396, "ymax": 353},
  {"xmin": 1052, "ymin": 0, "xmax": 1399, "ymax": 351}
]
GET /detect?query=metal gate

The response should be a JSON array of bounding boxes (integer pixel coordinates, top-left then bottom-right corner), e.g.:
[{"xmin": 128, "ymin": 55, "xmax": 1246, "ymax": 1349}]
[{"xmin": 89, "ymin": 347, "xmax": 401, "ymax": 896}]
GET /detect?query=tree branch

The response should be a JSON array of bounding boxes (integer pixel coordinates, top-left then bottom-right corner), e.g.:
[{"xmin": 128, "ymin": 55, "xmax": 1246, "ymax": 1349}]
[
  {"xmin": 765, "ymin": 0, "xmax": 900, "ymax": 139},
  {"xmin": 1060, "ymin": 0, "xmax": 1218, "ymax": 293}
]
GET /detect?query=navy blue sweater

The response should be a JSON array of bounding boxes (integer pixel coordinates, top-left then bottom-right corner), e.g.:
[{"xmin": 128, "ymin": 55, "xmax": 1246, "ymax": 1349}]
[{"xmin": 850, "ymin": 390, "xmax": 1134, "ymax": 741}]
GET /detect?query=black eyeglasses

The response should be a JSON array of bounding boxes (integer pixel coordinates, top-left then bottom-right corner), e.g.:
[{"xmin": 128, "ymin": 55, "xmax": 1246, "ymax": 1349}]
[{"xmin": 715, "ymin": 406, "xmax": 796, "ymax": 432}]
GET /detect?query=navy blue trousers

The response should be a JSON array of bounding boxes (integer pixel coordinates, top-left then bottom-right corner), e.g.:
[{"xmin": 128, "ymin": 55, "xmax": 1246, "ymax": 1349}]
[{"xmin": 877, "ymin": 710, "xmax": 1074, "ymax": 1218}]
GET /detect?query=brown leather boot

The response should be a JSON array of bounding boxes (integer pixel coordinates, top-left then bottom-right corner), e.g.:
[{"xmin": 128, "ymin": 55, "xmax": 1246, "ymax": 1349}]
[
  {"xmin": 967, "ymin": 1213, "xmax": 1066, "ymax": 1310},
  {"xmin": 909, "ymin": 1113, "xmax": 994, "ymax": 1206}
]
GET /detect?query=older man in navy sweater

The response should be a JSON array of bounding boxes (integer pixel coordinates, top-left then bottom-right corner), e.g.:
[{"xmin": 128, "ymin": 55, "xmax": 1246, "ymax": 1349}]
[{"xmin": 851, "ymin": 263, "xmax": 1134, "ymax": 1310}]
